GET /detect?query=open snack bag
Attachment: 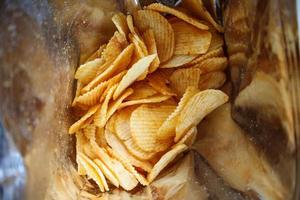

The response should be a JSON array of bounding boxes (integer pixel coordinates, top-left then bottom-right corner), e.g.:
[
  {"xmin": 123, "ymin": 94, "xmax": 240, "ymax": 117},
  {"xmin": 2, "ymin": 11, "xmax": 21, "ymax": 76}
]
[{"xmin": 0, "ymin": 0, "xmax": 299, "ymax": 199}]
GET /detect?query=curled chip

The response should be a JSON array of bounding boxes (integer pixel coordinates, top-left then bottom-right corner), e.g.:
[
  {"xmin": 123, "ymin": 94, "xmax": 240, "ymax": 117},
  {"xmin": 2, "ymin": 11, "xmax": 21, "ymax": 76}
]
[
  {"xmin": 75, "ymin": 58, "xmax": 104, "ymax": 84},
  {"xmin": 175, "ymin": 126, "xmax": 197, "ymax": 147},
  {"xmin": 160, "ymin": 54, "xmax": 198, "ymax": 68},
  {"xmin": 126, "ymin": 81, "xmax": 157, "ymax": 100},
  {"xmin": 142, "ymin": 29, "xmax": 160, "ymax": 73},
  {"xmin": 185, "ymin": 47, "xmax": 223, "ymax": 67},
  {"xmin": 75, "ymin": 81, "xmax": 108, "ymax": 106},
  {"xmin": 114, "ymin": 107, "xmax": 135, "ymax": 141},
  {"xmin": 146, "ymin": 3, "xmax": 208, "ymax": 30},
  {"xmin": 112, "ymin": 13, "xmax": 129, "ymax": 38},
  {"xmin": 133, "ymin": 10, "xmax": 174, "ymax": 62},
  {"xmin": 119, "ymin": 95, "xmax": 171, "ymax": 110},
  {"xmin": 169, "ymin": 68, "xmax": 201, "ymax": 97},
  {"xmin": 113, "ymin": 54, "xmax": 157, "ymax": 100},
  {"xmin": 198, "ymin": 71, "xmax": 226, "ymax": 91},
  {"xmin": 94, "ymin": 159, "xmax": 120, "ymax": 188},
  {"xmin": 171, "ymin": 19, "xmax": 212, "ymax": 55},
  {"xmin": 130, "ymin": 104, "xmax": 176, "ymax": 152},
  {"xmin": 147, "ymin": 144, "xmax": 188, "ymax": 182},
  {"xmin": 101, "ymin": 31, "xmax": 124, "ymax": 63},
  {"xmin": 175, "ymin": 89, "xmax": 228, "ymax": 142},
  {"xmin": 193, "ymin": 57, "xmax": 228, "ymax": 74},
  {"xmin": 124, "ymin": 138, "xmax": 157, "ymax": 160}
]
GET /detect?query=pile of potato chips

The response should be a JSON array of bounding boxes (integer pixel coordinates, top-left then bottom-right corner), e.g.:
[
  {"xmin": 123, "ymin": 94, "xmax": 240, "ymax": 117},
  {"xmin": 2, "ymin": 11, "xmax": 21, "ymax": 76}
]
[{"xmin": 69, "ymin": 2, "xmax": 229, "ymax": 192}]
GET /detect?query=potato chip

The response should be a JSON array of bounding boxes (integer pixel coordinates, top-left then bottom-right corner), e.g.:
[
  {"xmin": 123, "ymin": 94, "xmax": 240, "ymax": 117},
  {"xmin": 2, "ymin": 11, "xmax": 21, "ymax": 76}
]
[
  {"xmin": 133, "ymin": 10, "xmax": 174, "ymax": 62},
  {"xmin": 208, "ymin": 31, "xmax": 224, "ymax": 51},
  {"xmin": 82, "ymin": 44, "xmax": 134, "ymax": 93},
  {"xmin": 94, "ymin": 159, "xmax": 120, "ymax": 188},
  {"xmin": 75, "ymin": 81, "xmax": 108, "ymax": 106},
  {"xmin": 106, "ymin": 147, "xmax": 149, "ymax": 186},
  {"xmin": 130, "ymin": 104, "xmax": 176, "ymax": 152},
  {"xmin": 95, "ymin": 127, "xmax": 107, "ymax": 147},
  {"xmin": 124, "ymin": 138, "xmax": 157, "ymax": 160},
  {"xmin": 101, "ymin": 31, "xmax": 124, "ymax": 63},
  {"xmin": 72, "ymin": 81, "xmax": 83, "ymax": 106},
  {"xmin": 83, "ymin": 124, "xmax": 96, "ymax": 141},
  {"xmin": 185, "ymin": 47, "xmax": 223, "ymax": 66},
  {"xmin": 169, "ymin": 68, "xmax": 201, "ymax": 96},
  {"xmin": 86, "ymin": 43, "xmax": 107, "ymax": 62},
  {"xmin": 181, "ymin": 0, "xmax": 223, "ymax": 32},
  {"xmin": 147, "ymin": 144, "xmax": 188, "ymax": 182},
  {"xmin": 104, "ymin": 129, "xmax": 153, "ymax": 172},
  {"xmin": 118, "ymin": 95, "xmax": 171, "ymax": 110},
  {"xmin": 76, "ymin": 132, "xmax": 88, "ymax": 175},
  {"xmin": 146, "ymin": 3, "xmax": 209, "ymax": 30},
  {"xmin": 198, "ymin": 71, "xmax": 226, "ymax": 91},
  {"xmin": 94, "ymin": 84, "xmax": 118, "ymax": 128},
  {"xmin": 175, "ymin": 126, "xmax": 197, "ymax": 147},
  {"xmin": 114, "ymin": 107, "xmax": 135, "ymax": 141},
  {"xmin": 115, "ymin": 31, "xmax": 129, "ymax": 48},
  {"xmin": 160, "ymin": 55, "xmax": 198, "ymax": 68},
  {"xmin": 157, "ymin": 87, "xmax": 199, "ymax": 140},
  {"xmin": 171, "ymin": 19, "xmax": 211, "ymax": 55},
  {"xmin": 147, "ymin": 70, "xmax": 176, "ymax": 96},
  {"xmin": 69, "ymin": 105, "xmax": 100, "ymax": 134},
  {"xmin": 193, "ymin": 57, "xmax": 228, "ymax": 73},
  {"xmin": 112, "ymin": 13, "xmax": 129, "ymax": 38},
  {"xmin": 142, "ymin": 29, "xmax": 160, "ymax": 73},
  {"xmin": 175, "ymin": 89, "xmax": 228, "ymax": 141},
  {"xmin": 126, "ymin": 81, "xmax": 157, "ymax": 100},
  {"xmin": 113, "ymin": 54, "xmax": 157, "ymax": 100},
  {"xmin": 78, "ymin": 152, "xmax": 109, "ymax": 192},
  {"xmin": 75, "ymin": 58, "xmax": 104, "ymax": 85}
]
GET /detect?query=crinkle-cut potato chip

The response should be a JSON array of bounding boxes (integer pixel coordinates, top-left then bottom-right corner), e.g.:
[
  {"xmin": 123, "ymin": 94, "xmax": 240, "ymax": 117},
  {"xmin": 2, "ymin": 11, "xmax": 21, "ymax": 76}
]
[
  {"xmin": 175, "ymin": 89, "xmax": 228, "ymax": 142},
  {"xmin": 114, "ymin": 107, "xmax": 135, "ymax": 141},
  {"xmin": 208, "ymin": 31, "xmax": 224, "ymax": 51},
  {"xmin": 76, "ymin": 132, "xmax": 88, "ymax": 175},
  {"xmin": 124, "ymin": 138, "xmax": 157, "ymax": 160},
  {"xmin": 94, "ymin": 159, "xmax": 120, "ymax": 188},
  {"xmin": 112, "ymin": 13, "xmax": 129, "ymax": 39},
  {"xmin": 185, "ymin": 47, "xmax": 223, "ymax": 67},
  {"xmin": 75, "ymin": 58, "xmax": 104, "ymax": 85},
  {"xmin": 106, "ymin": 147, "xmax": 149, "ymax": 186},
  {"xmin": 146, "ymin": 3, "xmax": 209, "ymax": 30},
  {"xmin": 175, "ymin": 126, "xmax": 197, "ymax": 147},
  {"xmin": 169, "ymin": 68, "xmax": 201, "ymax": 97},
  {"xmin": 126, "ymin": 81, "xmax": 157, "ymax": 100},
  {"xmin": 95, "ymin": 127, "xmax": 107, "ymax": 147},
  {"xmin": 83, "ymin": 124, "xmax": 96, "ymax": 141},
  {"xmin": 193, "ymin": 56, "xmax": 228, "ymax": 74},
  {"xmin": 130, "ymin": 104, "xmax": 176, "ymax": 152},
  {"xmin": 198, "ymin": 71, "xmax": 226, "ymax": 91},
  {"xmin": 171, "ymin": 19, "xmax": 212, "ymax": 55},
  {"xmin": 113, "ymin": 54, "xmax": 157, "ymax": 100},
  {"xmin": 104, "ymin": 128, "xmax": 153, "ymax": 172},
  {"xmin": 147, "ymin": 70, "xmax": 176, "ymax": 96},
  {"xmin": 86, "ymin": 43, "xmax": 107, "ymax": 63},
  {"xmin": 69, "ymin": 105, "xmax": 100, "ymax": 134},
  {"xmin": 181, "ymin": 0, "xmax": 223, "ymax": 32},
  {"xmin": 160, "ymin": 54, "xmax": 198, "ymax": 68},
  {"xmin": 94, "ymin": 84, "xmax": 118, "ymax": 128},
  {"xmin": 147, "ymin": 144, "xmax": 188, "ymax": 182},
  {"xmin": 157, "ymin": 87, "xmax": 199, "ymax": 140},
  {"xmin": 75, "ymin": 81, "xmax": 108, "ymax": 106},
  {"xmin": 133, "ymin": 10, "xmax": 174, "ymax": 62},
  {"xmin": 82, "ymin": 44, "xmax": 134, "ymax": 93},
  {"xmin": 78, "ymin": 152, "xmax": 108, "ymax": 192},
  {"xmin": 72, "ymin": 81, "xmax": 83, "ymax": 106},
  {"xmin": 118, "ymin": 94, "xmax": 171, "ymax": 110},
  {"xmin": 142, "ymin": 29, "xmax": 160, "ymax": 73},
  {"xmin": 101, "ymin": 31, "xmax": 124, "ymax": 63}
]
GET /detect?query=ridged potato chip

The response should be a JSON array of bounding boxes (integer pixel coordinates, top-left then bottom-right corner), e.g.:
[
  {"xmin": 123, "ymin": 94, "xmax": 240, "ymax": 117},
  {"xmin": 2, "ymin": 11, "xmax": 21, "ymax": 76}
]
[
  {"xmin": 104, "ymin": 129, "xmax": 153, "ymax": 172},
  {"xmin": 94, "ymin": 159, "xmax": 120, "ymax": 188},
  {"xmin": 130, "ymin": 104, "xmax": 176, "ymax": 152},
  {"xmin": 101, "ymin": 31, "xmax": 124, "ymax": 63},
  {"xmin": 146, "ymin": 3, "xmax": 209, "ymax": 30},
  {"xmin": 112, "ymin": 13, "xmax": 129, "ymax": 38},
  {"xmin": 147, "ymin": 144, "xmax": 188, "ymax": 182},
  {"xmin": 83, "ymin": 124, "xmax": 96, "ymax": 141},
  {"xmin": 113, "ymin": 54, "xmax": 157, "ymax": 100},
  {"xmin": 114, "ymin": 107, "xmax": 135, "ymax": 141},
  {"xmin": 75, "ymin": 81, "xmax": 108, "ymax": 106},
  {"xmin": 160, "ymin": 54, "xmax": 198, "ymax": 68},
  {"xmin": 175, "ymin": 89, "xmax": 228, "ymax": 141},
  {"xmin": 69, "ymin": 105, "xmax": 99, "ymax": 134},
  {"xmin": 86, "ymin": 44, "xmax": 107, "ymax": 63},
  {"xmin": 193, "ymin": 57, "xmax": 228, "ymax": 73},
  {"xmin": 147, "ymin": 70, "xmax": 176, "ymax": 96},
  {"xmin": 169, "ymin": 68, "xmax": 201, "ymax": 96},
  {"xmin": 175, "ymin": 126, "xmax": 197, "ymax": 147},
  {"xmin": 76, "ymin": 132, "xmax": 88, "ymax": 175},
  {"xmin": 198, "ymin": 71, "xmax": 226, "ymax": 91},
  {"xmin": 185, "ymin": 47, "xmax": 223, "ymax": 66},
  {"xmin": 124, "ymin": 138, "xmax": 157, "ymax": 160},
  {"xmin": 75, "ymin": 58, "xmax": 104, "ymax": 84},
  {"xmin": 82, "ymin": 44, "xmax": 134, "ymax": 93},
  {"xmin": 142, "ymin": 29, "xmax": 160, "ymax": 73},
  {"xmin": 172, "ymin": 19, "xmax": 211, "ymax": 55},
  {"xmin": 95, "ymin": 127, "xmax": 107, "ymax": 147},
  {"xmin": 126, "ymin": 81, "xmax": 157, "ymax": 100},
  {"xmin": 133, "ymin": 10, "xmax": 174, "ymax": 62},
  {"xmin": 156, "ymin": 87, "xmax": 199, "ymax": 140},
  {"xmin": 119, "ymin": 95, "xmax": 171, "ymax": 110}
]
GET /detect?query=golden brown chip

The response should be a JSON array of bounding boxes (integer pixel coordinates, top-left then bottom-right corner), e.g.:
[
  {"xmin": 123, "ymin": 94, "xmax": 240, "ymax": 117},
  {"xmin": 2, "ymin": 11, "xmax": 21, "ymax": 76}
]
[
  {"xmin": 94, "ymin": 159, "xmax": 120, "ymax": 188},
  {"xmin": 82, "ymin": 44, "xmax": 134, "ymax": 93},
  {"xmin": 198, "ymin": 71, "xmax": 226, "ymax": 91},
  {"xmin": 124, "ymin": 138, "xmax": 157, "ymax": 160},
  {"xmin": 156, "ymin": 87, "xmax": 199, "ymax": 141},
  {"xmin": 142, "ymin": 29, "xmax": 160, "ymax": 73},
  {"xmin": 147, "ymin": 144, "xmax": 188, "ymax": 182},
  {"xmin": 193, "ymin": 57, "xmax": 228, "ymax": 74},
  {"xmin": 146, "ymin": 3, "xmax": 209, "ymax": 30},
  {"xmin": 86, "ymin": 43, "xmax": 107, "ymax": 63},
  {"xmin": 130, "ymin": 104, "xmax": 176, "ymax": 152},
  {"xmin": 69, "ymin": 105, "xmax": 100, "ymax": 134},
  {"xmin": 175, "ymin": 89, "xmax": 228, "ymax": 141},
  {"xmin": 147, "ymin": 70, "xmax": 176, "ymax": 96},
  {"xmin": 126, "ymin": 81, "xmax": 158, "ymax": 100},
  {"xmin": 133, "ymin": 10, "xmax": 174, "ymax": 62},
  {"xmin": 83, "ymin": 124, "xmax": 97, "ymax": 141},
  {"xmin": 76, "ymin": 132, "xmax": 88, "ymax": 175},
  {"xmin": 113, "ymin": 54, "xmax": 157, "ymax": 100},
  {"xmin": 171, "ymin": 19, "xmax": 211, "ymax": 55},
  {"xmin": 95, "ymin": 127, "xmax": 107, "ymax": 147},
  {"xmin": 169, "ymin": 68, "xmax": 201, "ymax": 96},
  {"xmin": 75, "ymin": 58, "xmax": 104, "ymax": 85},
  {"xmin": 112, "ymin": 13, "xmax": 129, "ymax": 38},
  {"xmin": 119, "ymin": 95, "xmax": 171, "ymax": 110},
  {"xmin": 75, "ymin": 81, "xmax": 108, "ymax": 106},
  {"xmin": 175, "ymin": 126, "xmax": 197, "ymax": 147},
  {"xmin": 185, "ymin": 47, "xmax": 223, "ymax": 67},
  {"xmin": 208, "ymin": 31, "xmax": 224, "ymax": 51},
  {"xmin": 101, "ymin": 31, "xmax": 124, "ymax": 62},
  {"xmin": 114, "ymin": 107, "xmax": 136, "ymax": 141},
  {"xmin": 160, "ymin": 55, "xmax": 198, "ymax": 68}
]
